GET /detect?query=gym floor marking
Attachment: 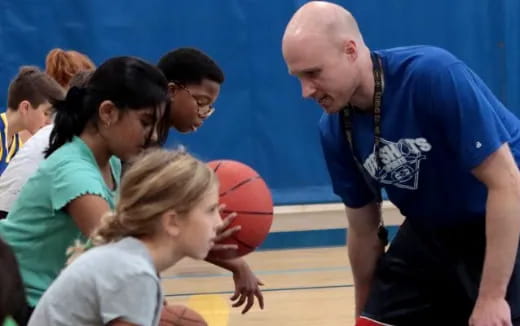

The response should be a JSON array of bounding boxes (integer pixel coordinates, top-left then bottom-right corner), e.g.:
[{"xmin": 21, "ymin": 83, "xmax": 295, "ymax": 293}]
[{"xmin": 187, "ymin": 295, "xmax": 230, "ymax": 326}]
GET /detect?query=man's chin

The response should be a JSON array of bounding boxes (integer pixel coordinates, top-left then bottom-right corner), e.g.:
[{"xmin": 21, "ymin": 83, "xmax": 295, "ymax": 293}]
[{"xmin": 321, "ymin": 103, "xmax": 343, "ymax": 114}]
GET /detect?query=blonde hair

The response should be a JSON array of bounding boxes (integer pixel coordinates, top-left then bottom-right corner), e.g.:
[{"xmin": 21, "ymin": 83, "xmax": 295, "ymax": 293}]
[
  {"xmin": 45, "ymin": 48, "xmax": 95, "ymax": 88},
  {"xmin": 92, "ymin": 148, "xmax": 218, "ymax": 245}
]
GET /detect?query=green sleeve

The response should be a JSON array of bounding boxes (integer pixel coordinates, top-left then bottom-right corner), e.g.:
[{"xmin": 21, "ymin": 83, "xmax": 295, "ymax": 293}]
[{"xmin": 50, "ymin": 160, "xmax": 111, "ymax": 211}]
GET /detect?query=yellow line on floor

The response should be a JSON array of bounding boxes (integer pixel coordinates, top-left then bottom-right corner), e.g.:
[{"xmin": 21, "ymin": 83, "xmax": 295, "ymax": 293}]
[{"xmin": 187, "ymin": 294, "xmax": 230, "ymax": 326}]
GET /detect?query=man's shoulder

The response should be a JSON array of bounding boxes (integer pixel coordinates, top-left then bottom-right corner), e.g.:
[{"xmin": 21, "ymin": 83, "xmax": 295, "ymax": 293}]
[{"xmin": 378, "ymin": 45, "xmax": 461, "ymax": 75}]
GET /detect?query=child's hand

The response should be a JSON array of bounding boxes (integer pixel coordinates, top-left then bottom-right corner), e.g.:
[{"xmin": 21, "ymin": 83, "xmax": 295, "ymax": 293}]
[
  {"xmin": 230, "ymin": 260, "xmax": 264, "ymax": 314},
  {"xmin": 209, "ymin": 204, "xmax": 240, "ymax": 252}
]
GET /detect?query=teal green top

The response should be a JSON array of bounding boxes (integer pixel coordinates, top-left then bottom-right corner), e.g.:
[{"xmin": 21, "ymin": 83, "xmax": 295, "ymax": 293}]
[
  {"xmin": 0, "ymin": 136, "xmax": 121, "ymax": 306},
  {"xmin": 2, "ymin": 316, "xmax": 17, "ymax": 326}
]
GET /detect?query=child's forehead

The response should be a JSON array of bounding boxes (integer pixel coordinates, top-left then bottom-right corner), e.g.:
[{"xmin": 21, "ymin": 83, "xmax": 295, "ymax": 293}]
[{"xmin": 186, "ymin": 79, "xmax": 220, "ymax": 95}]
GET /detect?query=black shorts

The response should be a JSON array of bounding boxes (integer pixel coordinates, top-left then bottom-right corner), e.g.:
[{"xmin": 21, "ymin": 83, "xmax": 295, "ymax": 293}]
[{"xmin": 362, "ymin": 219, "xmax": 520, "ymax": 326}]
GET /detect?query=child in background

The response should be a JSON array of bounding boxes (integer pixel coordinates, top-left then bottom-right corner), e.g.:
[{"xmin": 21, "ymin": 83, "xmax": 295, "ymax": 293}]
[
  {"xmin": 0, "ymin": 70, "xmax": 94, "ymax": 218},
  {"xmin": 45, "ymin": 48, "xmax": 95, "ymax": 89},
  {"xmin": 0, "ymin": 66, "xmax": 64, "ymax": 175}
]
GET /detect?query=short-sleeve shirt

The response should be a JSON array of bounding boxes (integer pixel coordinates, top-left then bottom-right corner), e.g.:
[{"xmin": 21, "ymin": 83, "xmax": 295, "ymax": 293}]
[
  {"xmin": 0, "ymin": 136, "xmax": 121, "ymax": 306},
  {"xmin": 320, "ymin": 46, "xmax": 520, "ymax": 227},
  {"xmin": 28, "ymin": 237, "xmax": 163, "ymax": 326}
]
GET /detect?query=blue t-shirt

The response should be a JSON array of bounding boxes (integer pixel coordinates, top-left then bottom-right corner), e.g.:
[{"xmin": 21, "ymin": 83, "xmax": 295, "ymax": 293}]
[{"xmin": 320, "ymin": 45, "xmax": 520, "ymax": 227}]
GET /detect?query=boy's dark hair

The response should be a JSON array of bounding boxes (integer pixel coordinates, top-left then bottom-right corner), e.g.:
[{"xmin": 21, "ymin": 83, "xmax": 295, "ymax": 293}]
[
  {"xmin": 157, "ymin": 48, "xmax": 224, "ymax": 85},
  {"xmin": 7, "ymin": 66, "xmax": 65, "ymax": 110}
]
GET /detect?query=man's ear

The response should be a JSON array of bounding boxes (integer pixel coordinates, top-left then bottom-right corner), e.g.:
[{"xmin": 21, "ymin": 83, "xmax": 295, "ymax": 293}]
[{"xmin": 343, "ymin": 39, "xmax": 358, "ymax": 61}]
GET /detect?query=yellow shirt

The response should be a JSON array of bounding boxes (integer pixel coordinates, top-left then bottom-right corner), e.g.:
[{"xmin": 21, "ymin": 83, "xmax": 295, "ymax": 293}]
[{"xmin": 0, "ymin": 112, "xmax": 23, "ymax": 174}]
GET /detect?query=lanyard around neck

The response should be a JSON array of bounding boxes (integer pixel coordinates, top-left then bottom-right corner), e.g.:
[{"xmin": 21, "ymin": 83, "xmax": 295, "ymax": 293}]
[{"xmin": 341, "ymin": 52, "xmax": 384, "ymax": 202}]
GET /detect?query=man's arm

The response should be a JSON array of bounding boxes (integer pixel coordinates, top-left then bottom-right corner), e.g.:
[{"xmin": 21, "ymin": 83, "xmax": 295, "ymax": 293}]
[
  {"xmin": 346, "ymin": 200, "xmax": 385, "ymax": 318},
  {"xmin": 470, "ymin": 143, "xmax": 520, "ymax": 325}
]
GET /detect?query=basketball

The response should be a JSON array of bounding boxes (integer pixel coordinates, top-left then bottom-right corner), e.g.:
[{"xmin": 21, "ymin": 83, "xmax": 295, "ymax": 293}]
[
  {"xmin": 206, "ymin": 160, "xmax": 274, "ymax": 260},
  {"xmin": 159, "ymin": 304, "xmax": 207, "ymax": 326}
]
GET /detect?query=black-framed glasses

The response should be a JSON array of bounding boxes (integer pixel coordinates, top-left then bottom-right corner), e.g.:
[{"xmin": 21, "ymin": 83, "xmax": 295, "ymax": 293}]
[{"xmin": 176, "ymin": 84, "xmax": 215, "ymax": 119}]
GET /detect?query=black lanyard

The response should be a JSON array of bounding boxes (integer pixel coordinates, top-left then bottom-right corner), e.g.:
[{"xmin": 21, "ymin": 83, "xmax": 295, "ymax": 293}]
[
  {"xmin": 341, "ymin": 52, "xmax": 384, "ymax": 201},
  {"xmin": 340, "ymin": 52, "xmax": 388, "ymax": 245}
]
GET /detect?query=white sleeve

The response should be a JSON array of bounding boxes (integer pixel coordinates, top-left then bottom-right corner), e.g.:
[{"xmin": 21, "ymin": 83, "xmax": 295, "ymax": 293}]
[{"xmin": 0, "ymin": 126, "xmax": 50, "ymax": 211}]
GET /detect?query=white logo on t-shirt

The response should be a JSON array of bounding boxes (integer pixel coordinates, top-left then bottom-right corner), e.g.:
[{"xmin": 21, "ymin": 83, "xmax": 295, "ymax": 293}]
[{"xmin": 363, "ymin": 137, "xmax": 432, "ymax": 190}]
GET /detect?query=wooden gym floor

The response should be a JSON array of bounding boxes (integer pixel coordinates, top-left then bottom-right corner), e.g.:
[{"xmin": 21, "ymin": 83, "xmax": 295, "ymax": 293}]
[{"xmin": 162, "ymin": 202, "xmax": 404, "ymax": 325}]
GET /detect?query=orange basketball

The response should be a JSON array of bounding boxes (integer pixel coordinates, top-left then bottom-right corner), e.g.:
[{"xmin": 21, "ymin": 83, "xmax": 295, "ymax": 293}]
[
  {"xmin": 206, "ymin": 160, "xmax": 274, "ymax": 260},
  {"xmin": 159, "ymin": 304, "xmax": 207, "ymax": 326}
]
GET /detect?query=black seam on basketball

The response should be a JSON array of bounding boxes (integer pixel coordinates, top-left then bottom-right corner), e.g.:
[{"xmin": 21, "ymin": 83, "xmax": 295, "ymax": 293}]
[
  {"xmin": 232, "ymin": 236, "xmax": 255, "ymax": 249},
  {"xmin": 222, "ymin": 209, "xmax": 273, "ymax": 215},
  {"xmin": 220, "ymin": 175, "xmax": 261, "ymax": 197},
  {"xmin": 213, "ymin": 161, "xmax": 223, "ymax": 173}
]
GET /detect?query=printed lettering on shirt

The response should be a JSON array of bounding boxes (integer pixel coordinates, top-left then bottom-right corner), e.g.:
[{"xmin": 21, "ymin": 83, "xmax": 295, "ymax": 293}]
[{"xmin": 363, "ymin": 137, "xmax": 432, "ymax": 190}]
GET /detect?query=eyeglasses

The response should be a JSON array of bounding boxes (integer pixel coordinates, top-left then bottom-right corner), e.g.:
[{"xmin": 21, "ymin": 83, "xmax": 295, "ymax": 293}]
[{"xmin": 176, "ymin": 84, "xmax": 215, "ymax": 119}]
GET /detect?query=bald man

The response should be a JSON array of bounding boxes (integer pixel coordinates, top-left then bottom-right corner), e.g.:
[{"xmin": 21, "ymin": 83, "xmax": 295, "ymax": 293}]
[{"xmin": 283, "ymin": 2, "xmax": 520, "ymax": 325}]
